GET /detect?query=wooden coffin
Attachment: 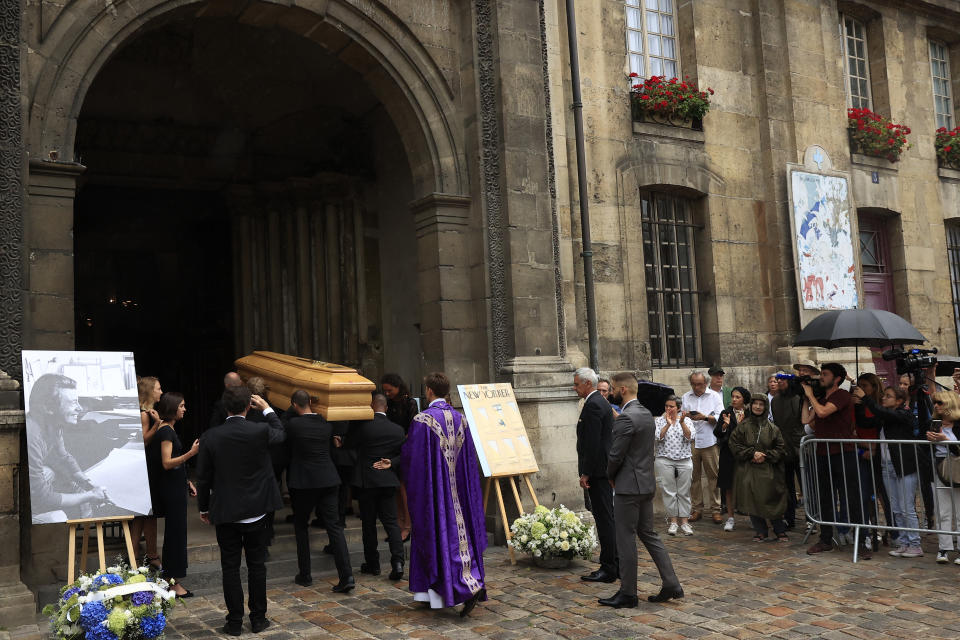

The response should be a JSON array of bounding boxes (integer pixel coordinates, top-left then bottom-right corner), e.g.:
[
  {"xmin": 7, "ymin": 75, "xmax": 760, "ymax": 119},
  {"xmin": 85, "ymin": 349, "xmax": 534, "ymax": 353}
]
[{"xmin": 235, "ymin": 351, "xmax": 375, "ymax": 421}]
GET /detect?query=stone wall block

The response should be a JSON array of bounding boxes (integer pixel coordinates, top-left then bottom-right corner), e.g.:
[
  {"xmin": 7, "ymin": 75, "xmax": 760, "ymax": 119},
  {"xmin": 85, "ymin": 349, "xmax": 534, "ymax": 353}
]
[{"xmin": 26, "ymin": 251, "xmax": 73, "ymax": 296}]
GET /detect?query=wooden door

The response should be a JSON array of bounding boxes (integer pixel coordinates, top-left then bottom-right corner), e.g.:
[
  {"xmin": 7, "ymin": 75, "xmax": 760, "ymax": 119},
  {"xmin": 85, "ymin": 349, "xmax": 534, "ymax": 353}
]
[{"xmin": 859, "ymin": 213, "xmax": 898, "ymax": 384}]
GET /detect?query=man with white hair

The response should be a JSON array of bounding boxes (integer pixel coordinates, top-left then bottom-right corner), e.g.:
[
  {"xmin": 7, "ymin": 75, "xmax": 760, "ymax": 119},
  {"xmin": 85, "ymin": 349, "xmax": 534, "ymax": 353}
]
[
  {"xmin": 574, "ymin": 367, "xmax": 618, "ymax": 583},
  {"xmin": 682, "ymin": 371, "xmax": 724, "ymax": 523}
]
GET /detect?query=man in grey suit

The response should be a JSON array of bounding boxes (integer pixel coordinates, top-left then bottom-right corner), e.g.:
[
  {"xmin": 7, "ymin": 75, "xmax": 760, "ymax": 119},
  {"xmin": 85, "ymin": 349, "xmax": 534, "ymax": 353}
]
[{"xmin": 599, "ymin": 372, "xmax": 683, "ymax": 609}]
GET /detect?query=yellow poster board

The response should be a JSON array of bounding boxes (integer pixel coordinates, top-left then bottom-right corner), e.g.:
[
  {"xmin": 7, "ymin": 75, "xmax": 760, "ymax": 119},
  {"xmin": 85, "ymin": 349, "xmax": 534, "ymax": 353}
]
[{"xmin": 457, "ymin": 383, "xmax": 539, "ymax": 477}]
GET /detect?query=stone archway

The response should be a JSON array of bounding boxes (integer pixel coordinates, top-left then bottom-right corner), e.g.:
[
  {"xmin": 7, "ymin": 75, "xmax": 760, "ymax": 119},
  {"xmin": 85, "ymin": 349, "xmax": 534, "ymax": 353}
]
[
  {"xmin": 19, "ymin": 0, "xmax": 482, "ymax": 590},
  {"xmin": 23, "ymin": 0, "xmax": 477, "ymax": 375},
  {"xmin": 28, "ymin": 0, "xmax": 465, "ymax": 197}
]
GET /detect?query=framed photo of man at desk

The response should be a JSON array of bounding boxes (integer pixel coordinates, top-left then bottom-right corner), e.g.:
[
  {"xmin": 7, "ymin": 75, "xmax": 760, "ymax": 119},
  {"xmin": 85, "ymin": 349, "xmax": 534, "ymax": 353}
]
[{"xmin": 21, "ymin": 350, "xmax": 152, "ymax": 524}]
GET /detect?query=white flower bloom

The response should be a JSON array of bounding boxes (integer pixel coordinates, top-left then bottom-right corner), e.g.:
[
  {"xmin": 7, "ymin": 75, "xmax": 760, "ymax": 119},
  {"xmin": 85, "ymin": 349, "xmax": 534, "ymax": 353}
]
[
  {"xmin": 560, "ymin": 531, "xmax": 568, "ymax": 539},
  {"xmin": 561, "ymin": 541, "xmax": 570, "ymax": 551},
  {"xmin": 533, "ymin": 549, "xmax": 542, "ymax": 557}
]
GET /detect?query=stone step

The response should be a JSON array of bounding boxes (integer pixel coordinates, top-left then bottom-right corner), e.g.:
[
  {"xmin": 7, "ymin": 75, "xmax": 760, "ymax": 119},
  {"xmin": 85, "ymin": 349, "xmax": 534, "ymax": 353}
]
[
  {"xmin": 0, "ymin": 584, "xmax": 39, "ymax": 628},
  {"xmin": 186, "ymin": 518, "xmax": 373, "ymax": 565}
]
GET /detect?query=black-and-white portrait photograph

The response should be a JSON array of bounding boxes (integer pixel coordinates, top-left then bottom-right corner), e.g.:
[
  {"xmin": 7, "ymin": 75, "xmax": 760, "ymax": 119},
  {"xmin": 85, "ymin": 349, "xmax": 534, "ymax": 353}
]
[{"xmin": 22, "ymin": 350, "xmax": 152, "ymax": 524}]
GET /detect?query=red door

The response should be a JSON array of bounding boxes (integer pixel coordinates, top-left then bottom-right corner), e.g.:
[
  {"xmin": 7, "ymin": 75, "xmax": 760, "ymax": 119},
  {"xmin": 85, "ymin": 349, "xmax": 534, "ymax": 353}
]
[{"xmin": 859, "ymin": 213, "xmax": 898, "ymax": 385}]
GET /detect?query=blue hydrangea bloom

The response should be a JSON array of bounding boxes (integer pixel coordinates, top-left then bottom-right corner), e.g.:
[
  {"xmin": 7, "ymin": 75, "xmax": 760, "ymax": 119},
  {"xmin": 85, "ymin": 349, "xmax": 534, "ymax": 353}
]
[
  {"xmin": 130, "ymin": 590, "xmax": 154, "ymax": 606},
  {"xmin": 78, "ymin": 601, "xmax": 108, "ymax": 630},
  {"xmin": 62, "ymin": 586, "xmax": 81, "ymax": 601},
  {"xmin": 141, "ymin": 613, "xmax": 166, "ymax": 639},
  {"xmin": 84, "ymin": 625, "xmax": 118, "ymax": 640},
  {"xmin": 91, "ymin": 574, "xmax": 124, "ymax": 589}
]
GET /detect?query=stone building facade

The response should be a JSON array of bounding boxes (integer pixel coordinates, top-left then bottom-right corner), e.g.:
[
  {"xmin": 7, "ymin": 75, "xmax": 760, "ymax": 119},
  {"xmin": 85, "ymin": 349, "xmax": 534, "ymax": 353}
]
[{"xmin": 3, "ymin": 0, "xmax": 960, "ymax": 598}]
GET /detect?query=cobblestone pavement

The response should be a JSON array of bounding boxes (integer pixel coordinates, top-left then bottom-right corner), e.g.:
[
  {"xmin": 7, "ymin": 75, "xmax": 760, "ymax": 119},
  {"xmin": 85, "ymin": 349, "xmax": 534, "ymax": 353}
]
[{"xmin": 11, "ymin": 520, "xmax": 960, "ymax": 639}]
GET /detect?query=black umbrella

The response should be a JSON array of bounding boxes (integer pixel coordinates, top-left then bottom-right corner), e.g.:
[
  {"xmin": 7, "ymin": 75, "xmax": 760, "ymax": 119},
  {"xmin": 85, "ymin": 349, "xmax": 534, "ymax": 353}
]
[{"xmin": 793, "ymin": 309, "xmax": 926, "ymax": 374}]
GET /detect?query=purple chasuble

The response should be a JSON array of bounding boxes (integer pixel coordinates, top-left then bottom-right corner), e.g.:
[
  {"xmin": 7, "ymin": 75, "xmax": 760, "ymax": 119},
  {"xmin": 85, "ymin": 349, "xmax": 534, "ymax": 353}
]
[{"xmin": 401, "ymin": 400, "xmax": 487, "ymax": 607}]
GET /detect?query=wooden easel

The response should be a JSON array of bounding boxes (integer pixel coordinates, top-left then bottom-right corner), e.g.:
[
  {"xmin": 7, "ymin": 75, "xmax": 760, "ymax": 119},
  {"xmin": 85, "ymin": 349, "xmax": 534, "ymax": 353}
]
[
  {"xmin": 483, "ymin": 473, "xmax": 539, "ymax": 565},
  {"xmin": 67, "ymin": 515, "xmax": 138, "ymax": 583}
]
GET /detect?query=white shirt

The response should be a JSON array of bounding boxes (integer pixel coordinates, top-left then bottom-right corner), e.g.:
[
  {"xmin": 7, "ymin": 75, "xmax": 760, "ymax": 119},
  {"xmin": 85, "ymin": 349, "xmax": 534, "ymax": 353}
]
[
  {"xmin": 936, "ymin": 425, "xmax": 958, "ymax": 458},
  {"xmin": 680, "ymin": 388, "xmax": 723, "ymax": 449}
]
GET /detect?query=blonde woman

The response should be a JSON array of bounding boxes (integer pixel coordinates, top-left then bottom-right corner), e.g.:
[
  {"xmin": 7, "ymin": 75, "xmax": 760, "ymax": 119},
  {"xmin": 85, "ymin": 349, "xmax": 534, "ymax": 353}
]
[
  {"xmin": 135, "ymin": 376, "xmax": 162, "ymax": 569},
  {"xmin": 928, "ymin": 391, "xmax": 960, "ymax": 565}
]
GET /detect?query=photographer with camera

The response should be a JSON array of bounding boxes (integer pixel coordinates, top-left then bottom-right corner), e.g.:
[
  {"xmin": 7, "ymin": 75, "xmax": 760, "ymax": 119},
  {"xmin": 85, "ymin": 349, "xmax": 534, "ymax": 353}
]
[
  {"xmin": 801, "ymin": 363, "xmax": 870, "ymax": 558},
  {"xmin": 853, "ymin": 385, "xmax": 922, "ymax": 558}
]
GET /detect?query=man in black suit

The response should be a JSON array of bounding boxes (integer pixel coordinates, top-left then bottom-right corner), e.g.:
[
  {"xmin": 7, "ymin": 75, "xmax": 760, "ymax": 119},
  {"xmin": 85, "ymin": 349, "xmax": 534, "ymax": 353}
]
[
  {"xmin": 285, "ymin": 390, "xmax": 354, "ymax": 592},
  {"xmin": 599, "ymin": 372, "xmax": 682, "ymax": 609},
  {"xmin": 574, "ymin": 367, "xmax": 618, "ymax": 583},
  {"xmin": 347, "ymin": 393, "xmax": 406, "ymax": 580},
  {"xmin": 196, "ymin": 385, "xmax": 285, "ymax": 636}
]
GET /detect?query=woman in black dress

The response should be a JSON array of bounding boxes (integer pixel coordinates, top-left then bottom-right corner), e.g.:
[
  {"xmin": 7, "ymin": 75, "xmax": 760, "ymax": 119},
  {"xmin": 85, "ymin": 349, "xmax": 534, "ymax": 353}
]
[
  {"xmin": 136, "ymin": 376, "xmax": 162, "ymax": 569},
  {"xmin": 154, "ymin": 392, "xmax": 199, "ymax": 597},
  {"xmin": 380, "ymin": 373, "xmax": 417, "ymax": 540},
  {"xmin": 716, "ymin": 387, "xmax": 750, "ymax": 532}
]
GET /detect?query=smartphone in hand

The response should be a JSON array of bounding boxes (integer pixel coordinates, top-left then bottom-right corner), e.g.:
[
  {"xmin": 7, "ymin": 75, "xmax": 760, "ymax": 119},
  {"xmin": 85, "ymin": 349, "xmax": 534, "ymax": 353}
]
[{"xmin": 932, "ymin": 419, "xmax": 943, "ymax": 433}]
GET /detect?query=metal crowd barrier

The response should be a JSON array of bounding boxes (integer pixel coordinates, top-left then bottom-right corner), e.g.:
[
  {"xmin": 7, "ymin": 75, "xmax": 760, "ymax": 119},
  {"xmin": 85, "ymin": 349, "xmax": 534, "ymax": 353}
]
[{"xmin": 798, "ymin": 436, "xmax": 960, "ymax": 563}]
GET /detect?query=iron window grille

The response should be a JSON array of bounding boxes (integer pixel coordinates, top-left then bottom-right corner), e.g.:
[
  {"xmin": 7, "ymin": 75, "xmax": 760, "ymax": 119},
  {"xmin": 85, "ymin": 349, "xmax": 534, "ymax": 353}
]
[
  {"xmin": 947, "ymin": 225, "xmax": 960, "ymax": 353},
  {"xmin": 641, "ymin": 190, "xmax": 703, "ymax": 368}
]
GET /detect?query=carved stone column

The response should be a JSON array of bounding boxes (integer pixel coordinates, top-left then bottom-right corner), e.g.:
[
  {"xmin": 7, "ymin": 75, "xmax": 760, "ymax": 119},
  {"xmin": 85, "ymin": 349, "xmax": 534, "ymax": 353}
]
[
  {"xmin": 0, "ymin": 3, "xmax": 24, "ymax": 379},
  {"xmin": 0, "ymin": 371, "xmax": 36, "ymax": 624},
  {"xmin": 471, "ymin": 0, "xmax": 581, "ymax": 507}
]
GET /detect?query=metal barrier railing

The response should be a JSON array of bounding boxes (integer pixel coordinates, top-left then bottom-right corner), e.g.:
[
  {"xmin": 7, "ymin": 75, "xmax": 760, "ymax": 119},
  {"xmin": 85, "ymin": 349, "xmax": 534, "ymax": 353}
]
[{"xmin": 798, "ymin": 436, "xmax": 960, "ymax": 562}]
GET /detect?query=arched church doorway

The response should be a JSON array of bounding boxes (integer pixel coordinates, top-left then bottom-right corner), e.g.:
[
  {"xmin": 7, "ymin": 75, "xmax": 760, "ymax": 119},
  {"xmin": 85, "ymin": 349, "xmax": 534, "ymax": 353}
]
[{"xmin": 72, "ymin": 10, "xmax": 422, "ymax": 437}]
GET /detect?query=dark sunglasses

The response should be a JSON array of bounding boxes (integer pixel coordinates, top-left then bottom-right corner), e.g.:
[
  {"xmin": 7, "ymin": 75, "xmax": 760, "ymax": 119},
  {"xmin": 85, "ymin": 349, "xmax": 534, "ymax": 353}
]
[{"xmin": 934, "ymin": 400, "xmax": 945, "ymax": 406}]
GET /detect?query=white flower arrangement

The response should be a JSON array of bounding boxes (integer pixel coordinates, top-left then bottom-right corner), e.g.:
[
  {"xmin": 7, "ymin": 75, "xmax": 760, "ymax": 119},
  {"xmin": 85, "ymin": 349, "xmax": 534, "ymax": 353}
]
[{"xmin": 508, "ymin": 505, "xmax": 597, "ymax": 560}]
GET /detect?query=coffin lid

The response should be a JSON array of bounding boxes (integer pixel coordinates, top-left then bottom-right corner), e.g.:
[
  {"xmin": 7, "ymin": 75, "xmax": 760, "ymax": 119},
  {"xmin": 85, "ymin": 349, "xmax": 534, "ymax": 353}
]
[{"xmin": 235, "ymin": 351, "xmax": 375, "ymax": 421}]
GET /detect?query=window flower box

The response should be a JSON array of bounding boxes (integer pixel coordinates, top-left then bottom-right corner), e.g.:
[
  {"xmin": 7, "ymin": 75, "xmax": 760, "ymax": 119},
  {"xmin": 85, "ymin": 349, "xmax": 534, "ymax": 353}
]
[
  {"xmin": 847, "ymin": 108, "xmax": 911, "ymax": 162},
  {"xmin": 630, "ymin": 74, "xmax": 712, "ymax": 131},
  {"xmin": 936, "ymin": 126, "xmax": 960, "ymax": 170}
]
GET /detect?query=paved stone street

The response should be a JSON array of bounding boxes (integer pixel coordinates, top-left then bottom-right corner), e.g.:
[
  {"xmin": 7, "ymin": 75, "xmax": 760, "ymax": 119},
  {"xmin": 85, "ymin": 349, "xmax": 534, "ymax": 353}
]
[{"xmin": 13, "ymin": 518, "xmax": 959, "ymax": 640}]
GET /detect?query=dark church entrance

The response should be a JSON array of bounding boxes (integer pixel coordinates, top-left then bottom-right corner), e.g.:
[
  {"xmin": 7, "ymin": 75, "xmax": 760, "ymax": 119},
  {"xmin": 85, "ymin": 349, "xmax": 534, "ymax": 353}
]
[{"xmin": 72, "ymin": 9, "xmax": 422, "ymax": 437}]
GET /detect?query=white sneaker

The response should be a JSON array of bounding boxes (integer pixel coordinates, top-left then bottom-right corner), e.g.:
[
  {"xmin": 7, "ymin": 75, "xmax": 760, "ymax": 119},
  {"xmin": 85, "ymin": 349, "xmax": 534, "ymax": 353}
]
[
  {"xmin": 680, "ymin": 523, "xmax": 694, "ymax": 536},
  {"xmin": 723, "ymin": 517, "xmax": 735, "ymax": 532},
  {"xmin": 889, "ymin": 545, "xmax": 907, "ymax": 557},
  {"xmin": 667, "ymin": 522, "xmax": 679, "ymax": 536},
  {"xmin": 937, "ymin": 550, "xmax": 950, "ymax": 564},
  {"xmin": 954, "ymin": 555, "xmax": 960, "ymax": 566},
  {"xmin": 900, "ymin": 546, "xmax": 924, "ymax": 558}
]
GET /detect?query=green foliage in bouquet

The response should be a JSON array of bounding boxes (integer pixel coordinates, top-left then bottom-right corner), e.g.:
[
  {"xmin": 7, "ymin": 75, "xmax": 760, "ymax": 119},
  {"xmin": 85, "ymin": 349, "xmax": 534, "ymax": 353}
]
[
  {"xmin": 42, "ymin": 559, "xmax": 178, "ymax": 640},
  {"xmin": 509, "ymin": 505, "xmax": 597, "ymax": 559}
]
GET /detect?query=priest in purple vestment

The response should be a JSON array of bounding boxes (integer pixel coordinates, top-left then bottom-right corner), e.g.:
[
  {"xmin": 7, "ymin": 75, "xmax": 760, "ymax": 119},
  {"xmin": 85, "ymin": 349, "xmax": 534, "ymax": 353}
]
[{"xmin": 398, "ymin": 372, "xmax": 487, "ymax": 616}]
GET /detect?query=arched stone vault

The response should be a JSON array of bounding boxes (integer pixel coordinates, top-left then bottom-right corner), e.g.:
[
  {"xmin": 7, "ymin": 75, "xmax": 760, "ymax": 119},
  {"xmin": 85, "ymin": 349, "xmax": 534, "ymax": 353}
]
[{"xmin": 28, "ymin": 0, "xmax": 467, "ymax": 198}]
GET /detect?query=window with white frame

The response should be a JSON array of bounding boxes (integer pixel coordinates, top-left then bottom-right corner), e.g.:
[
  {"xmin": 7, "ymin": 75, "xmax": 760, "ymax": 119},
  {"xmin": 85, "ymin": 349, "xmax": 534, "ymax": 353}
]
[
  {"xmin": 626, "ymin": 0, "xmax": 679, "ymax": 79},
  {"xmin": 841, "ymin": 15, "xmax": 872, "ymax": 109},
  {"xmin": 930, "ymin": 41, "xmax": 954, "ymax": 129}
]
